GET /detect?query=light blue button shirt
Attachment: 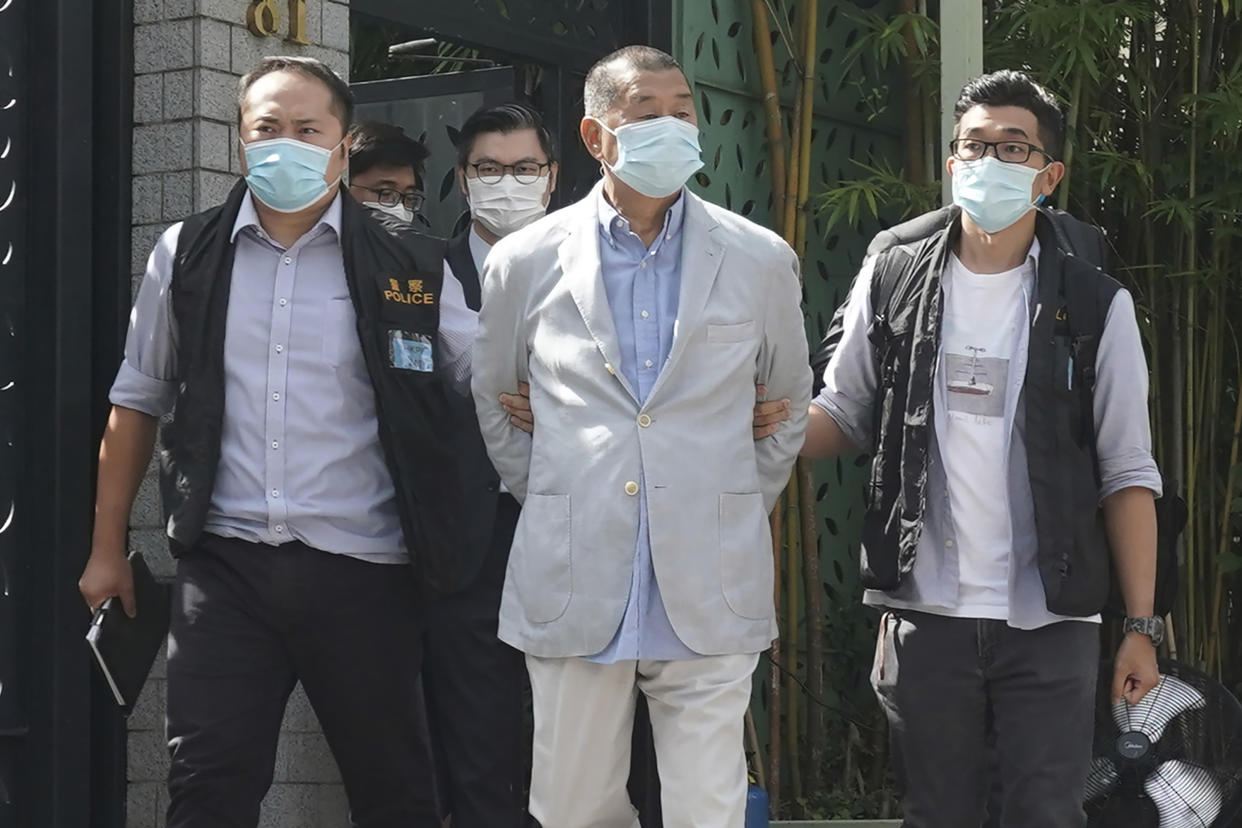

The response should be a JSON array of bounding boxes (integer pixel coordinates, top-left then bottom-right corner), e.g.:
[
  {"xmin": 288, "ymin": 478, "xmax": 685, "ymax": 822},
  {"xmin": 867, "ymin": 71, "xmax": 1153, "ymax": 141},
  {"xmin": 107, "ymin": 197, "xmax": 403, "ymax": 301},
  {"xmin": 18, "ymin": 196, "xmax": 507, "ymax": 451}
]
[{"xmin": 588, "ymin": 189, "xmax": 700, "ymax": 662}]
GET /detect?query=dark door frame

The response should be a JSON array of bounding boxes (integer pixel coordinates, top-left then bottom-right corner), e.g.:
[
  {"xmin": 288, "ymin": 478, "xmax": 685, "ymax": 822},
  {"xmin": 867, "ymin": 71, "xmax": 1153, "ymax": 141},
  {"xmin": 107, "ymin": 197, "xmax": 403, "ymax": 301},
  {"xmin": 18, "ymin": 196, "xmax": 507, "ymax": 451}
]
[{"xmin": 1, "ymin": 1, "xmax": 133, "ymax": 826}]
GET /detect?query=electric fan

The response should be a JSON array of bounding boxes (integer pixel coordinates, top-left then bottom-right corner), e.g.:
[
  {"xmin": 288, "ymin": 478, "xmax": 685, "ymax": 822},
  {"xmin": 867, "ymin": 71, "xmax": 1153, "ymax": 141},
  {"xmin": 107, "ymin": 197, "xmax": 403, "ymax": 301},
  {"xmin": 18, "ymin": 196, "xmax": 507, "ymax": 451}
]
[{"xmin": 1085, "ymin": 659, "xmax": 1242, "ymax": 828}]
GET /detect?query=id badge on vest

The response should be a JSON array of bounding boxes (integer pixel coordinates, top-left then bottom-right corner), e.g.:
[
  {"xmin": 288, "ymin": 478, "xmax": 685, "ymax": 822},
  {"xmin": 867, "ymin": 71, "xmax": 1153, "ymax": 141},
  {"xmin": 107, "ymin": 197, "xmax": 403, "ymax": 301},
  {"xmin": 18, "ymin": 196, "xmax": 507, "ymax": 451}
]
[{"xmin": 388, "ymin": 330, "xmax": 434, "ymax": 372}]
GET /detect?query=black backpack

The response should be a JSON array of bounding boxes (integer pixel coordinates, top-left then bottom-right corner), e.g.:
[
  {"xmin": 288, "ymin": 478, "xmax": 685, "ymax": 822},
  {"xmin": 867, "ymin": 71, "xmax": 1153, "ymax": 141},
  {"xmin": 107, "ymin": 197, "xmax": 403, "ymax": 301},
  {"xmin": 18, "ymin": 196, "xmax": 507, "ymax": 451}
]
[{"xmin": 810, "ymin": 207, "xmax": 1185, "ymax": 617}]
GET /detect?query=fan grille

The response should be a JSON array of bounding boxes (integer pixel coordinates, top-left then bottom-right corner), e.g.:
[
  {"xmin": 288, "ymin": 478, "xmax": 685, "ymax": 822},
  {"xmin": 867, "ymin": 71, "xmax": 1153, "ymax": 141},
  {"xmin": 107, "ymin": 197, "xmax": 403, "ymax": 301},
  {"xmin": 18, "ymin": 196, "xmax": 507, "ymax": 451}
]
[{"xmin": 1086, "ymin": 660, "xmax": 1242, "ymax": 828}]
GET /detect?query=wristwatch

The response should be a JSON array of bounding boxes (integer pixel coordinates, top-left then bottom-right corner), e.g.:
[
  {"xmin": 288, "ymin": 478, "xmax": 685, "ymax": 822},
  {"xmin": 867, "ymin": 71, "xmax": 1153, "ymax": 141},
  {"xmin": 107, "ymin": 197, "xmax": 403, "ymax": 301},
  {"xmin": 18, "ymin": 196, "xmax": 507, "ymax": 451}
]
[{"xmin": 1123, "ymin": 615, "xmax": 1166, "ymax": 647}]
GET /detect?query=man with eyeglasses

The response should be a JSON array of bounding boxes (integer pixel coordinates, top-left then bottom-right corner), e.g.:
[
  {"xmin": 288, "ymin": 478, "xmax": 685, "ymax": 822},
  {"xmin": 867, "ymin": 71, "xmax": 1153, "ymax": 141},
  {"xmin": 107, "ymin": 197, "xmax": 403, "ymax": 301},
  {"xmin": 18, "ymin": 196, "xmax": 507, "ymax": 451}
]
[
  {"xmin": 801, "ymin": 71, "xmax": 1162, "ymax": 828},
  {"xmin": 416, "ymin": 101, "xmax": 559, "ymax": 828},
  {"xmin": 348, "ymin": 120, "xmax": 430, "ymax": 227}
]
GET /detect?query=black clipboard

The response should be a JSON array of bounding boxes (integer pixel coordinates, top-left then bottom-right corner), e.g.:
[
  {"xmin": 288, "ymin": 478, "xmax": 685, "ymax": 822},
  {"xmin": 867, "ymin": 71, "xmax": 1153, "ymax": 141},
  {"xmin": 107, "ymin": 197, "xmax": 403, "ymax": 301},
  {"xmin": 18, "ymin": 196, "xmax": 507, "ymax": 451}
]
[{"xmin": 84, "ymin": 551, "xmax": 172, "ymax": 710}]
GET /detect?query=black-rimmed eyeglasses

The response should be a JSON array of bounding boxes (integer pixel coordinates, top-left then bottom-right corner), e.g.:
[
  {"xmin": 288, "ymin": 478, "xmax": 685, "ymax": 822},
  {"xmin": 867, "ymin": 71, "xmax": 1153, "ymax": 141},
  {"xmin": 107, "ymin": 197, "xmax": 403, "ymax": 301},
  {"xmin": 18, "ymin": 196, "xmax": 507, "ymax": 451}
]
[
  {"xmin": 353, "ymin": 186, "xmax": 425, "ymax": 212},
  {"xmin": 467, "ymin": 161, "xmax": 552, "ymax": 185},
  {"xmin": 950, "ymin": 139, "xmax": 1055, "ymax": 165}
]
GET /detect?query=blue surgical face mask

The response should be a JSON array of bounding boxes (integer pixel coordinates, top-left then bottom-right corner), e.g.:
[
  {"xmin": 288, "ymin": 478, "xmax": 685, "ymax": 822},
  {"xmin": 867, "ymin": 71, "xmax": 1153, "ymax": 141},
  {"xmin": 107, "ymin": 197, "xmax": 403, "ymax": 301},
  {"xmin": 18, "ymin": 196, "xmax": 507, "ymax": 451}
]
[
  {"xmin": 242, "ymin": 137, "xmax": 342, "ymax": 213},
  {"xmin": 951, "ymin": 156, "xmax": 1051, "ymax": 234},
  {"xmin": 595, "ymin": 116, "xmax": 703, "ymax": 199}
]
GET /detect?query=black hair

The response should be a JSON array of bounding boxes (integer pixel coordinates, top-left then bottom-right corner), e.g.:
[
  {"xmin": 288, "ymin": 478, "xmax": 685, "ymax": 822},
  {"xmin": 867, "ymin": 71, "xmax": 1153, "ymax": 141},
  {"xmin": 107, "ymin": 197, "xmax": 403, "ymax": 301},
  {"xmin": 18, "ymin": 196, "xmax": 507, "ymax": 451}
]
[
  {"xmin": 348, "ymin": 121, "xmax": 430, "ymax": 189},
  {"xmin": 584, "ymin": 45, "xmax": 684, "ymax": 117},
  {"xmin": 237, "ymin": 56, "xmax": 354, "ymax": 132},
  {"xmin": 954, "ymin": 70, "xmax": 1065, "ymax": 159},
  {"xmin": 455, "ymin": 102, "xmax": 557, "ymax": 168}
]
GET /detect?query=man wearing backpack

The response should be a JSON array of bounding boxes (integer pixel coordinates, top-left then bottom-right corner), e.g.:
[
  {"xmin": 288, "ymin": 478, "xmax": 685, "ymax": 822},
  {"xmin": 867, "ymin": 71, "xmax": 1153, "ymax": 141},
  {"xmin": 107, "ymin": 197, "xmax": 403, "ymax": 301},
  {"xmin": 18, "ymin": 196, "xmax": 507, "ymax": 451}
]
[{"xmin": 802, "ymin": 70, "xmax": 1163, "ymax": 828}]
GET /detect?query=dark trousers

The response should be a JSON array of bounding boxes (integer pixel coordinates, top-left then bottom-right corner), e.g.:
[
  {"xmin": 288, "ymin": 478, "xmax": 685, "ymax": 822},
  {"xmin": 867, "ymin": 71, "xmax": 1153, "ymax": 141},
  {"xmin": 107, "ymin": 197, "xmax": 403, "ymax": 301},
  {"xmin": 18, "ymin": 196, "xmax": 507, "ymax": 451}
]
[
  {"xmin": 422, "ymin": 494, "xmax": 527, "ymax": 828},
  {"xmin": 872, "ymin": 610, "xmax": 1099, "ymax": 828},
  {"xmin": 165, "ymin": 534, "xmax": 439, "ymax": 828}
]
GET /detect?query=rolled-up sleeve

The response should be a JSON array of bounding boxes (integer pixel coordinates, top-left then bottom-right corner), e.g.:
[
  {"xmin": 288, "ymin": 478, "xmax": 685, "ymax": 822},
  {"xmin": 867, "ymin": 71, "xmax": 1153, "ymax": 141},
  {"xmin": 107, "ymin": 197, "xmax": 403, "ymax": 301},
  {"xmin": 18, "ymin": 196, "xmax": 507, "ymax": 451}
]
[
  {"xmin": 811, "ymin": 256, "xmax": 879, "ymax": 449},
  {"xmin": 1093, "ymin": 288, "xmax": 1162, "ymax": 500},
  {"xmin": 109, "ymin": 223, "xmax": 182, "ymax": 417}
]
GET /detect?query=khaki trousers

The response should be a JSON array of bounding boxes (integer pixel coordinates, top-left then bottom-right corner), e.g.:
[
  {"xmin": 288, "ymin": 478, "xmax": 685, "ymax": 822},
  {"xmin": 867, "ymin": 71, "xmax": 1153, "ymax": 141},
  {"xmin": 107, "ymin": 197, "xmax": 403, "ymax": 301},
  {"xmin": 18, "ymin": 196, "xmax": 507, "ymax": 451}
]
[{"xmin": 526, "ymin": 652, "xmax": 760, "ymax": 828}]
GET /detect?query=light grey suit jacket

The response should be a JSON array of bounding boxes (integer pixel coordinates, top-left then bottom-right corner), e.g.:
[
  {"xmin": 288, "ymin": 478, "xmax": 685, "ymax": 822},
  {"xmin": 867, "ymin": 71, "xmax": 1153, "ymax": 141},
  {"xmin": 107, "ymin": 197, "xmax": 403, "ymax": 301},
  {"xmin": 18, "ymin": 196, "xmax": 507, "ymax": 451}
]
[{"xmin": 471, "ymin": 185, "xmax": 811, "ymax": 658}]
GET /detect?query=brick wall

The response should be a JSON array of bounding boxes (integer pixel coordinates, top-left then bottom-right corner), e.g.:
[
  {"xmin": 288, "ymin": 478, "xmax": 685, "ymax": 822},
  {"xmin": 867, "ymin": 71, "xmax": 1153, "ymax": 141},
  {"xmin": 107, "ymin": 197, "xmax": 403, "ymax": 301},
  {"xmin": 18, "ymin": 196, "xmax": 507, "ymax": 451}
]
[{"xmin": 126, "ymin": 2, "xmax": 351, "ymax": 825}]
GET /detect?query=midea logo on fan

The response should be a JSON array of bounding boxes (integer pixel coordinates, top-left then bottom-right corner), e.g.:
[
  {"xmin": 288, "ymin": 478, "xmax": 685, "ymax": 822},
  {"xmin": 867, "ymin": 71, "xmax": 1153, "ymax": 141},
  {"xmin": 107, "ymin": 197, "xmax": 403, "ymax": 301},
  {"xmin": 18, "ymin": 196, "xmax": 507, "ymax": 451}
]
[{"xmin": 1117, "ymin": 732, "xmax": 1152, "ymax": 759}]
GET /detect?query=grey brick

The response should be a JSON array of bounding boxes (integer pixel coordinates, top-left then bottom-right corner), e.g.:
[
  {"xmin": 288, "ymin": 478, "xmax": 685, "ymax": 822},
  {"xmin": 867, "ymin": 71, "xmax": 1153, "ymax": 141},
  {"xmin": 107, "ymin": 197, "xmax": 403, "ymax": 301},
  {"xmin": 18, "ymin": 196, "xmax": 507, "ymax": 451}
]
[
  {"xmin": 281, "ymin": 684, "xmax": 322, "ymax": 732},
  {"xmin": 134, "ymin": 20, "xmax": 195, "ymax": 74},
  {"xmin": 129, "ymin": 458, "xmax": 163, "ymax": 527},
  {"xmin": 150, "ymin": 639, "xmax": 169, "ymax": 680},
  {"xmin": 306, "ymin": 44, "xmax": 348, "ymax": 79},
  {"xmin": 127, "ymin": 677, "xmax": 165, "ymax": 732},
  {"xmin": 133, "ymin": 74, "xmax": 163, "ymax": 124},
  {"xmin": 131, "ymin": 223, "xmax": 171, "ymax": 274},
  {"xmin": 321, "ymin": 2, "xmax": 350, "ymax": 52},
  {"xmin": 232, "ymin": 24, "xmax": 276, "ymax": 76},
  {"xmin": 257, "ymin": 784, "xmax": 317, "ymax": 828},
  {"xmin": 125, "ymin": 781, "xmax": 160, "ymax": 828},
  {"xmin": 132, "ymin": 175, "xmax": 163, "ymax": 225},
  {"xmin": 230, "ymin": 125, "xmax": 244, "ymax": 174},
  {"xmin": 133, "ymin": 122, "xmax": 193, "ymax": 174},
  {"xmin": 199, "ymin": 68, "xmax": 240, "ymax": 123},
  {"xmin": 279, "ymin": 732, "xmax": 341, "ymax": 783},
  {"xmin": 196, "ymin": 120, "xmax": 232, "ymax": 173},
  {"xmin": 162, "ymin": 170, "xmax": 195, "ymax": 220},
  {"xmin": 156, "ymin": 788, "xmax": 171, "ymax": 825},
  {"xmin": 163, "ymin": 70, "xmax": 194, "ymax": 121},
  {"xmin": 199, "ymin": 17, "xmax": 234, "ymax": 73},
  {"xmin": 310, "ymin": 784, "xmax": 350, "ymax": 828},
  {"xmin": 130, "ymin": 528, "xmax": 175, "ymax": 580},
  {"xmin": 164, "ymin": 0, "xmax": 195, "ymax": 19},
  {"xmin": 127, "ymin": 728, "xmax": 169, "ymax": 783},
  {"xmin": 199, "ymin": 0, "xmax": 241, "ymax": 23},
  {"xmin": 301, "ymin": 0, "xmax": 323, "ymax": 49},
  {"xmin": 132, "ymin": 0, "xmax": 162, "ymax": 25},
  {"xmin": 197, "ymin": 170, "xmax": 238, "ymax": 211}
]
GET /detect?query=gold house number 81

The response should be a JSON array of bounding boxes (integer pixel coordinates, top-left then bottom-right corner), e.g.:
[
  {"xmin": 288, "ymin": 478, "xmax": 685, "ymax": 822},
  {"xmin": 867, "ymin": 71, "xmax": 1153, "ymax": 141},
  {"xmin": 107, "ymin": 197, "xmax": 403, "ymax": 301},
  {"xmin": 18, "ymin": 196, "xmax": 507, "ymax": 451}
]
[{"xmin": 247, "ymin": 0, "xmax": 312, "ymax": 45}]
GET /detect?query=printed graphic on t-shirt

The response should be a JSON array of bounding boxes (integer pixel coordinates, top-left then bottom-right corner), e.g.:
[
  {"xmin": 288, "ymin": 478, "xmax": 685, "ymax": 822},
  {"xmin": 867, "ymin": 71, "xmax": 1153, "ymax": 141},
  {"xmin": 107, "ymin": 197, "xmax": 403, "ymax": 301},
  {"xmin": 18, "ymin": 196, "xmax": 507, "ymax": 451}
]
[{"xmin": 943, "ymin": 345, "xmax": 1009, "ymax": 418}]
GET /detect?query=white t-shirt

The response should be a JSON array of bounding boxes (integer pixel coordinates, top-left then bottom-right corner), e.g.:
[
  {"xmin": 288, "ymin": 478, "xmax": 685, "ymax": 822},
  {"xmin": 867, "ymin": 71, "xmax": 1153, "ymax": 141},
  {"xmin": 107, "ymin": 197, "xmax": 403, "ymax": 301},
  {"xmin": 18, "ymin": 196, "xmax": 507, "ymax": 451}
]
[{"xmin": 932, "ymin": 252, "xmax": 1032, "ymax": 618}]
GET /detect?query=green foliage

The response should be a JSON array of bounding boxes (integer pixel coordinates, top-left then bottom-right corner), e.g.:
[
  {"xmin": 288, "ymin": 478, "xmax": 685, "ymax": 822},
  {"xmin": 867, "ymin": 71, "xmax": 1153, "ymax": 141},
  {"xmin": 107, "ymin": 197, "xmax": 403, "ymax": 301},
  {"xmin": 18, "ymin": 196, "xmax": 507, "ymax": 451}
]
[{"xmin": 817, "ymin": 160, "xmax": 939, "ymax": 231}]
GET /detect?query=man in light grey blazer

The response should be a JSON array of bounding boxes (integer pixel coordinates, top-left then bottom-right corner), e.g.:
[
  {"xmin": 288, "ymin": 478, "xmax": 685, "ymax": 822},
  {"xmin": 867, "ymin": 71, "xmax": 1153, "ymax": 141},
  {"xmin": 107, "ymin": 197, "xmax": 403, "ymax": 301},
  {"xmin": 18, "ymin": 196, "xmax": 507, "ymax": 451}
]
[{"xmin": 472, "ymin": 45, "xmax": 810, "ymax": 827}]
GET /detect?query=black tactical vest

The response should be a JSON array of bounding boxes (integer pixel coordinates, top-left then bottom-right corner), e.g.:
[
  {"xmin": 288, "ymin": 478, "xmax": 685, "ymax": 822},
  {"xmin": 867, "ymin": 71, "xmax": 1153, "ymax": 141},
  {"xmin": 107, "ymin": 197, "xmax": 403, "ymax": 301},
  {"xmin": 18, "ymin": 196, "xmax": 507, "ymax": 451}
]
[
  {"xmin": 825, "ymin": 207, "xmax": 1121, "ymax": 617},
  {"xmin": 159, "ymin": 180, "xmax": 472, "ymax": 589}
]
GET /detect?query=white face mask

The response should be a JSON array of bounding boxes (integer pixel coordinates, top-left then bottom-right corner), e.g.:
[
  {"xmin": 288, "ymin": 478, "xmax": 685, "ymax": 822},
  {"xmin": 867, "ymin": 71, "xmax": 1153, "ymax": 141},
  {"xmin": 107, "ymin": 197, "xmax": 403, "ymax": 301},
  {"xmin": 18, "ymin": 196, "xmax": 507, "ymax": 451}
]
[
  {"xmin": 363, "ymin": 201, "xmax": 414, "ymax": 224},
  {"xmin": 466, "ymin": 175, "xmax": 549, "ymax": 237}
]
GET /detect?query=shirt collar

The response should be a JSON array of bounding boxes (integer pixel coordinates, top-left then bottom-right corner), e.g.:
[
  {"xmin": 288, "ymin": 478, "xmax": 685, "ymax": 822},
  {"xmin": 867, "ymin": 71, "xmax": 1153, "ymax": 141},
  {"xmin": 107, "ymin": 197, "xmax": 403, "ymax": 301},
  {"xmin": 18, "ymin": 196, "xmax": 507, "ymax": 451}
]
[
  {"xmin": 230, "ymin": 188, "xmax": 344, "ymax": 244},
  {"xmin": 596, "ymin": 182, "xmax": 687, "ymax": 250}
]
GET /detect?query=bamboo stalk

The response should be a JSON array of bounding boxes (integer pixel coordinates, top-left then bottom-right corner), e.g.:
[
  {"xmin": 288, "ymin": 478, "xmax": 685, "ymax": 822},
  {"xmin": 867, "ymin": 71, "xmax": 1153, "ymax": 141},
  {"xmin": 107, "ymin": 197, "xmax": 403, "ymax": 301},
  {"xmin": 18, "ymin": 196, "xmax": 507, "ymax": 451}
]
[
  {"xmin": 783, "ymin": 90, "xmax": 803, "ymax": 244},
  {"xmin": 1205, "ymin": 317, "xmax": 1242, "ymax": 671},
  {"xmin": 784, "ymin": 473, "xmax": 802, "ymax": 802},
  {"xmin": 752, "ymin": 0, "xmax": 788, "ymax": 217},
  {"xmin": 793, "ymin": 0, "xmax": 819, "ymax": 259},
  {"xmin": 899, "ymin": 0, "xmax": 926, "ymax": 186},
  {"xmin": 768, "ymin": 499, "xmax": 783, "ymax": 809},
  {"xmin": 746, "ymin": 708, "xmax": 767, "ymax": 791},
  {"xmin": 798, "ymin": 457, "xmax": 823, "ymax": 779}
]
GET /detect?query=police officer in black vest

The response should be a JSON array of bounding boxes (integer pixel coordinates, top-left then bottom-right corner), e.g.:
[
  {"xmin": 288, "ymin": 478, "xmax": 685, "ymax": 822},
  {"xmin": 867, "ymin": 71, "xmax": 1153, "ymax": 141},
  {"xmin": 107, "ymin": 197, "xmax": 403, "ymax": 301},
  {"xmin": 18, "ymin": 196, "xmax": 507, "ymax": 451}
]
[
  {"xmin": 802, "ymin": 71, "xmax": 1163, "ymax": 828},
  {"xmin": 79, "ymin": 57, "xmax": 478, "ymax": 828}
]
